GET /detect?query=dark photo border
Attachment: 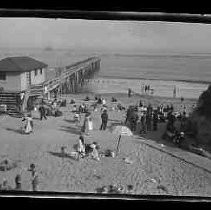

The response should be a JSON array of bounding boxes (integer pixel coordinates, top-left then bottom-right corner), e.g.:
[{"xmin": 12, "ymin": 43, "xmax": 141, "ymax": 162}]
[{"xmin": 0, "ymin": 5, "xmax": 211, "ymax": 207}]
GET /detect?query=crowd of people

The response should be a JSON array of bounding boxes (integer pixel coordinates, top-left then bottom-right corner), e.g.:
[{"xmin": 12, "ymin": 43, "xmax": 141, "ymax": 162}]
[
  {"xmin": 0, "ymin": 91, "xmax": 193, "ymax": 192},
  {"xmin": 0, "ymin": 163, "xmax": 39, "ymax": 191}
]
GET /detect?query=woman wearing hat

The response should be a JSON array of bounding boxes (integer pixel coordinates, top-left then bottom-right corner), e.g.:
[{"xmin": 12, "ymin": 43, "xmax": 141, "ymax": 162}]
[{"xmin": 22, "ymin": 113, "xmax": 33, "ymax": 134}]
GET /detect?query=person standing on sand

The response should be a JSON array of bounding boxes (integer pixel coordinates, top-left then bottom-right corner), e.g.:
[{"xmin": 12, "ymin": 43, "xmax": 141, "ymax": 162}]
[
  {"xmin": 81, "ymin": 113, "xmax": 90, "ymax": 135},
  {"xmin": 15, "ymin": 174, "xmax": 22, "ymax": 190},
  {"xmin": 31, "ymin": 172, "xmax": 39, "ymax": 191},
  {"xmin": 140, "ymin": 112, "xmax": 147, "ymax": 134},
  {"xmin": 22, "ymin": 113, "xmax": 33, "ymax": 134},
  {"xmin": 128, "ymin": 88, "xmax": 132, "ymax": 98},
  {"xmin": 88, "ymin": 114, "xmax": 93, "ymax": 132},
  {"xmin": 100, "ymin": 109, "xmax": 108, "ymax": 130},
  {"xmin": 129, "ymin": 111, "xmax": 138, "ymax": 132},
  {"xmin": 173, "ymin": 85, "xmax": 176, "ymax": 98},
  {"xmin": 146, "ymin": 104, "xmax": 153, "ymax": 131},
  {"xmin": 153, "ymin": 110, "xmax": 159, "ymax": 131},
  {"xmin": 77, "ymin": 135, "xmax": 86, "ymax": 158},
  {"xmin": 39, "ymin": 104, "xmax": 47, "ymax": 120}
]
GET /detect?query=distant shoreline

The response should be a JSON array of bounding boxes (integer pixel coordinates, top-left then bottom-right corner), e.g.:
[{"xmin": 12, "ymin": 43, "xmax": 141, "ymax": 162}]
[{"xmin": 94, "ymin": 75, "xmax": 211, "ymax": 85}]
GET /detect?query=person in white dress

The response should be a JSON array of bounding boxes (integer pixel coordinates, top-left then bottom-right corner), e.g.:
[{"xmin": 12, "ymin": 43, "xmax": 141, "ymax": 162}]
[
  {"xmin": 22, "ymin": 113, "xmax": 33, "ymax": 134},
  {"xmin": 88, "ymin": 115, "xmax": 93, "ymax": 131}
]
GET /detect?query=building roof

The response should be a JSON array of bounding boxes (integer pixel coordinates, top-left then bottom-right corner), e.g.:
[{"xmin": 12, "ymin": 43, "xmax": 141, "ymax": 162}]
[{"xmin": 0, "ymin": 56, "xmax": 48, "ymax": 72}]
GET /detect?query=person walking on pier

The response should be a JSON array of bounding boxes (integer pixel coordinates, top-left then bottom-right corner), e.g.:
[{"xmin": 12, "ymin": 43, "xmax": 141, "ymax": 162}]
[{"xmin": 100, "ymin": 109, "xmax": 108, "ymax": 130}]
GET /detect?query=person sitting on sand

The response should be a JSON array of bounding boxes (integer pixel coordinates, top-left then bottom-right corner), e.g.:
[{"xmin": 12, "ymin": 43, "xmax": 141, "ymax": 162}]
[
  {"xmin": 111, "ymin": 97, "xmax": 117, "ymax": 102},
  {"xmin": 102, "ymin": 98, "xmax": 106, "ymax": 106},
  {"xmin": 0, "ymin": 179, "xmax": 12, "ymax": 190},
  {"xmin": 84, "ymin": 96, "xmax": 90, "ymax": 101},
  {"xmin": 70, "ymin": 99, "xmax": 76, "ymax": 104},
  {"xmin": 74, "ymin": 113, "xmax": 80, "ymax": 126}
]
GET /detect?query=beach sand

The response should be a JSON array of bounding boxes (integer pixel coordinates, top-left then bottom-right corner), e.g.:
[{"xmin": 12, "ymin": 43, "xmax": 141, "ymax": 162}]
[{"xmin": 0, "ymin": 92, "xmax": 211, "ymax": 196}]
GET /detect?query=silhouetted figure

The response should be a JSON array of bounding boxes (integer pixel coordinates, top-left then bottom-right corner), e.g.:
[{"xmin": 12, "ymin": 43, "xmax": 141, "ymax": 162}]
[
  {"xmin": 15, "ymin": 174, "xmax": 22, "ymax": 190},
  {"xmin": 39, "ymin": 104, "xmax": 47, "ymax": 120},
  {"xmin": 153, "ymin": 111, "xmax": 159, "ymax": 131},
  {"xmin": 140, "ymin": 112, "xmax": 147, "ymax": 134},
  {"xmin": 128, "ymin": 88, "xmax": 132, "ymax": 98},
  {"xmin": 145, "ymin": 85, "xmax": 147, "ymax": 93},
  {"xmin": 139, "ymin": 100, "xmax": 143, "ymax": 107},
  {"xmin": 173, "ymin": 86, "xmax": 176, "ymax": 98},
  {"xmin": 100, "ymin": 110, "xmax": 108, "ymax": 130}
]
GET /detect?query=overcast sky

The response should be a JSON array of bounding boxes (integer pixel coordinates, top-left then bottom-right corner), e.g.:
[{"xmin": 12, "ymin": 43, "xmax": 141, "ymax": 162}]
[{"xmin": 1, "ymin": 18, "xmax": 211, "ymax": 53}]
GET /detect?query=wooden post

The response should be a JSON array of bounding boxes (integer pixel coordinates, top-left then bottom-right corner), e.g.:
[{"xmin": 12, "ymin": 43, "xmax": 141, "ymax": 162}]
[{"xmin": 116, "ymin": 135, "xmax": 122, "ymax": 155}]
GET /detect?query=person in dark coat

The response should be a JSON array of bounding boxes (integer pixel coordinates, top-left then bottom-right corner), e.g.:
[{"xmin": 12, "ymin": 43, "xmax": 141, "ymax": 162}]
[
  {"xmin": 146, "ymin": 104, "xmax": 153, "ymax": 131},
  {"xmin": 140, "ymin": 112, "xmax": 147, "ymax": 134},
  {"xmin": 153, "ymin": 111, "xmax": 159, "ymax": 131},
  {"xmin": 125, "ymin": 106, "xmax": 132, "ymax": 125},
  {"xmin": 15, "ymin": 174, "xmax": 22, "ymax": 190},
  {"xmin": 139, "ymin": 100, "xmax": 143, "ymax": 107},
  {"xmin": 130, "ymin": 111, "xmax": 138, "ymax": 132},
  {"xmin": 128, "ymin": 88, "xmax": 132, "ymax": 98},
  {"xmin": 39, "ymin": 104, "xmax": 47, "ymax": 120},
  {"xmin": 100, "ymin": 110, "xmax": 108, "ymax": 130}
]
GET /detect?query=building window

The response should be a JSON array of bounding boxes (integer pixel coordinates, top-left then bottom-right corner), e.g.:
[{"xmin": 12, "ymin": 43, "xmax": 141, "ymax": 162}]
[
  {"xmin": 35, "ymin": 69, "xmax": 38, "ymax": 76},
  {"xmin": 0, "ymin": 72, "xmax": 6, "ymax": 80},
  {"xmin": 40, "ymin": 69, "xmax": 42, "ymax": 74}
]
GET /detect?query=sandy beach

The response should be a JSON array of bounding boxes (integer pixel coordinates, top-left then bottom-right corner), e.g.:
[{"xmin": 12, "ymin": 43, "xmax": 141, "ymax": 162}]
[{"xmin": 1, "ymin": 92, "xmax": 211, "ymax": 196}]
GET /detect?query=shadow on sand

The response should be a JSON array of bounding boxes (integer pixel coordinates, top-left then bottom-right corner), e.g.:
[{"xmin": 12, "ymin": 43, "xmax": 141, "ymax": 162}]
[
  {"xmin": 48, "ymin": 151, "xmax": 78, "ymax": 161},
  {"xmin": 5, "ymin": 128, "xmax": 23, "ymax": 135},
  {"xmin": 108, "ymin": 122, "xmax": 126, "ymax": 131},
  {"xmin": 59, "ymin": 125, "xmax": 81, "ymax": 135},
  {"xmin": 63, "ymin": 119, "xmax": 77, "ymax": 124}
]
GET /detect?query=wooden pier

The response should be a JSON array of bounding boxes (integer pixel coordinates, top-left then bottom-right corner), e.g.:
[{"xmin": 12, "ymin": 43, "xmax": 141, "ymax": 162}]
[{"xmin": 0, "ymin": 56, "xmax": 101, "ymax": 114}]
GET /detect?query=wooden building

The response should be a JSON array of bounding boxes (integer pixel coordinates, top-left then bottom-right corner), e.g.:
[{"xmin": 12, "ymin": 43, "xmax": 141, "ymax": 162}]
[{"xmin": 0, "ymin": 56, "xmax": 48, "ymax": 92}]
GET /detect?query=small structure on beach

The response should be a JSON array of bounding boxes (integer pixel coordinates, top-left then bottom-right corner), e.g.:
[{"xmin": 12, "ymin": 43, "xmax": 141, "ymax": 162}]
[
  {"xmin": 0, "ymin": 56, "xmax": 101, "ymax": 114},
  {"xmin": 0, "ymin": 56, "xmax": 48, "ymax": 91}
]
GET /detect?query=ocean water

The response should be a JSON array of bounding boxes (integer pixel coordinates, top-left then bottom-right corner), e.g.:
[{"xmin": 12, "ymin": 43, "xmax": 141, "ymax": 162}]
[{"xmin": 0, "ymin": 48, "xmax": 210, "ymax": 99}]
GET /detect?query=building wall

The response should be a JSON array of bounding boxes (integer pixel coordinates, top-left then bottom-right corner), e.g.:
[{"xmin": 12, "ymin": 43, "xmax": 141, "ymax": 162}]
[
  {"xmin": 30, "ymin": 68, "xmax": 46, "ymax": 85},
  {"xmin": 0, "ymin": 72, "xmax": 21, "ymax": 91},
  {"xmin": 20, "ymin": 72, "xmax": 28, "ymax": 91}
]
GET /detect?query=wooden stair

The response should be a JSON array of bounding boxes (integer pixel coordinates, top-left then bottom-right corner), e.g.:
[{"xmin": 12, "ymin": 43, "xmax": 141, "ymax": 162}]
[{"xmin": 0, "ymin": 92, "xmax": 21, "ymax": 116}]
